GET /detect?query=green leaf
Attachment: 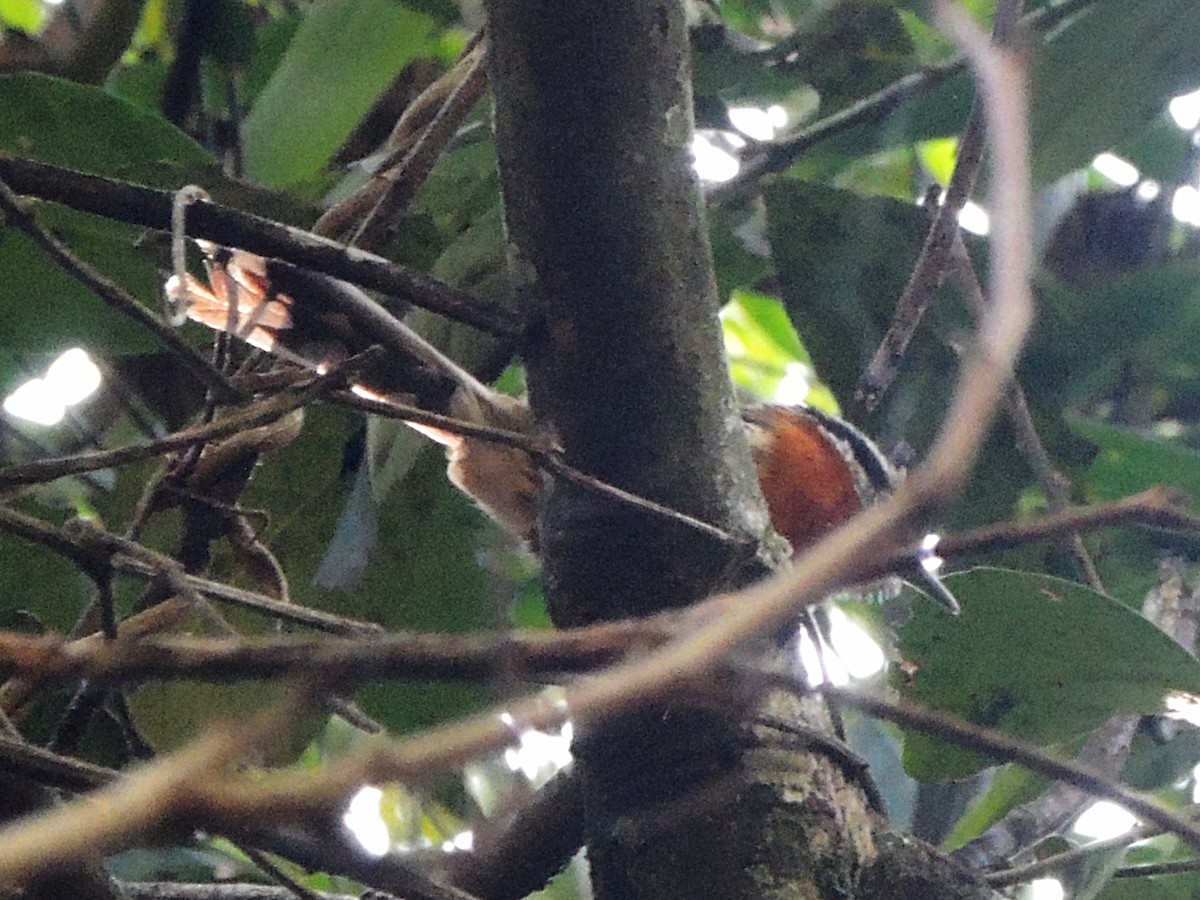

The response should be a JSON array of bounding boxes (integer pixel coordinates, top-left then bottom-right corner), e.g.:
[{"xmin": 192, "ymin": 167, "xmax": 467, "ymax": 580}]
[
  {"xmin": 0, "ymin": 209, "xmax": 165, "ymax": 389},
  {"xmin": 242, "ymin": 0, "xmax": 435, "ymax": 188},
  {"xmin": 722, "ymin": 289, "xmax": 809, "ymax": 400},
  {"xmin": 898, "ymin": 568, "xmax": 1200, "ymax": 781},
  {"xmin": 764, "ymin": 179, "xmax": 930, "ymax": 395},
  {"xmin": 1098, "ymin": 872, "xmax": 1200, "ymax": 900},
  {"xmin": 941, "ymin": 763, "xmax": 1049, "ymax": 851},
  {"xmin": 0, "ymin": 0, "xmax": 44, "ymax": 33},
  {"xmin": 1121, "ymin": 724, "xmax": 1200, "ymax": 792},
  {"xmin": 241, "ymin": 14, "xmax": 303, "ymax": 108},
  {"xmin": 1070, "ymin": 417, "xmax": 1200, "ymax": 502},
  {"xmin": 1029, "ymin": 0, "xmax": 1200, "ymax": 186},
  {"xmin": 917, "ymin": 137, "xmax": 958, "ymax": 186},
  {"xmin": 0, "ymin": 73, "xmax": 209, "ymax": 176},
  {"xmin": 0, "ymin": 502, "xmax": 93, "ymax": 632},
  {"xmin": 711, "ymin": 0, "xmax": 780, "ymax": 40},
  {"xmin": 1023, "ymin": 264, "xmax": 1200, "ymax": 407},
  {"xmin": 709, "ymin": 198, "xmax": 775, "ymax": 300},
  {"xmin": 1116, "ymin": 114, "xmax": 1192, "ymax": 185}
]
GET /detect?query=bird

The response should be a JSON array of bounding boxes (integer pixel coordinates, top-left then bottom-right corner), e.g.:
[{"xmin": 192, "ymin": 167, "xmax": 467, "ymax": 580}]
[
  {"xmin": 166, "ymin": 246, "xmax": 958, "ymax": 612},
  {"xmin": 743, "ymin": 403, "xmax": 958, "ymax": 613}
]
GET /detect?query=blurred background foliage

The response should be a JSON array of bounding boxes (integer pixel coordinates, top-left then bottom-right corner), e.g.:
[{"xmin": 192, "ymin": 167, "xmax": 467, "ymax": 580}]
[{"xmin": 3, "ymin": 0, "xmax": 1200, "ymax": 895}]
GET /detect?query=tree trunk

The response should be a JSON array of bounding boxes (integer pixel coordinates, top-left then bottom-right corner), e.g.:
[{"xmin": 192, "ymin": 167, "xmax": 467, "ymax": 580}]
[{"xmin": 480, "ymin": 2, "xmax": 936, "ymax": 896}]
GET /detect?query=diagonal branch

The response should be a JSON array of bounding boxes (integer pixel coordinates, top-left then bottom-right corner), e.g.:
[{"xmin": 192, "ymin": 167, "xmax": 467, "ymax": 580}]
[
  {"xmin": 856, "ymin": 0, "xmax": 1023, "ymax": 409},
  {"xmin": 0, "ymin": 158, "xmax": 524, "ymax": 338},
  {"xmin": 809, "ymin": 682, "xmax": 1200, "ymax": 852}
]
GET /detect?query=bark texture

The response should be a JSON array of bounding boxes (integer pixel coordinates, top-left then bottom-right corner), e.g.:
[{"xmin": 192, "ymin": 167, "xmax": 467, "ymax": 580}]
[{"xmin": 482, "ymin": 2, "xmax": 1000, "ymax": 898}]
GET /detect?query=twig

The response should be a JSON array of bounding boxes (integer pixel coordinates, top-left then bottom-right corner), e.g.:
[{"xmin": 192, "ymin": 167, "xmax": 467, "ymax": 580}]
[
  {"xmin": 944, "ymin": 230, "xmax": 1103, "ymax": 590},
  {"xmin": 0, "ymin": 172, "xmax": 242, "ymax": 403},
  {"xmin": 856, "ymin": 106, "xmax": 985, "ymax": 408},
  {"xmin": 1112, "ymin": 858, "xmax": 1200, "ymax": 878},
  {"xmin": 315, "ymin": 34, "xmax": 486, "ymax": 239},
  {"xmin": 937, "ymin": 486, "xmax": 1200, "ymax": 558},
  {"xmin": 0, "ymin": 157, "xmax": 524, "ymax": 338},
  {"xmin": 981, "ymin": 819, "xmax": 1162, "ymax": 887},
  {"xmin": 116, "ymin": 557, "xmax": 381, "ymax": 635},
  {"xmin": 350, "ymin": 40, "xmax": 490, "ymax": 248},
  {"xmin": 333, "ymin": 392, "xmax": 744, "ymax": 548},
  {"xmin": 809, "ymin": 682, "xmax": 1200, "ymax": 852},
  {"xmin": 0, "ymin": 615, "xmax": 665, "ymax": 687},
  {"xmin": 236, "ymin": 845, "xmax": 325, "ymax": 900},
  {"xmin": 713, "ymin": 0, "xmax": 1099, "ymax": 202},
  {"xmin": 122, "ymin": 884, "xmax": 359, "ymax": 900},
  {"xmin": 0, "ymin": 506, "xmax": 382, "ymax": 636},
  {"xmin": 714, "ymin": 59, "xmax": 964, "ymax": 201},
  {"xmin": 169, "ymin": 185, "xmax": 212, "ymax": 325},
  {"xmin": 856, "ymin": 0, "xmax": 1024, "ymax": 409},
  {"xmin": 0, "ymin": 372, "xmax": 331, "ymax": 489},
  {"xmin": 1004, "ymin": 381, "xmax": 1103, "ymax": 588},
  {"xmin": 0, "ymin": 733, "xmax": 115, "ymax": 792}
]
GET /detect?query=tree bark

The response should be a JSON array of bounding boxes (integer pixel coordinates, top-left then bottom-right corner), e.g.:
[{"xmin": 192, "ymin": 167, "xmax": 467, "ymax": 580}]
[{"xmin": 481, "ymin": 2, "xmax": 897, "ymax": 897}]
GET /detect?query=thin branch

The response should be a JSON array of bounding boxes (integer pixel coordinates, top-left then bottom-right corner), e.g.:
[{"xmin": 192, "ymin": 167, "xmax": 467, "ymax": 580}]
[
  {"xmin": 236, "ymin": 845, "xmax": 327, "ymax": 900},
  {"xmin": 0, "ymin": 172, "xmax": 242, "ymax": 403},
  {"xmin": 982, "ymin": 820, "xmax": 1160, "ymax": 887},
  {"xmin": 315, "ymin": 34, "xmax": 486, "ymax": 239},
  {"xmin": 333, "ymin": 391, "xmax": 744, "ymax": 549},
  {"xmin": 713, "ymin": 0, "xmax": 1099, "ymax": 202},
  {"xmin": 0, "ymin": 733, "xmax": 115, "ymax": 792},
  {"xmin": 121, "ymin": 884, "xmax": 359, "ymax": 900},
  {"xmin": 0, "ymin": 506, "xmax": 382, "ymax": 636},
  {"xmin": 713, "ymin": 59, "xmax": 964, "ymax": 201},
  {"xmin": 0, "ymin": 371, "xmax": 331, "ymax": 489},
  {"xmin": 117, "ymin": 557, "xmax": 382, "ymax": 635},
  {"xmin": 0, "ymin": 616, "xmax": 664, "ymax": 688},
  {"xmin": 938, "ymin": 486, "xmax": 1200, "ymax": 558},
  {"xmin": 856, "ymin": 107, "xmax": 985, "ymax": 408},
  {"xmin": 0, "ymin": 157, "xmax": 524, "ymax": 338},
  {"xmin": 1112, "ymin": 859, "xmax": 1200, "ymax": 878},
  {"xmin": 858, "ymin": 0, "xmax": 1025, "ymax": 409},
  {"xmin": 1004, "ymin": 380, "xmax": 1103, "ymax": 589},
  {"xmin": 944, "ymin": 230, "xmax": 1102, "ymax": 590},
  {"xmin": 350, "ymin": 40, "xmax": 490, "ymax": 248},
  {"xmin": 810, "ymin": 682, "xmax": 1200, "ymax": 852}
]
